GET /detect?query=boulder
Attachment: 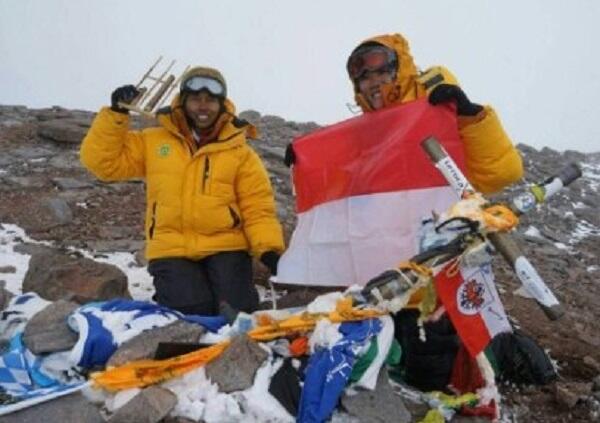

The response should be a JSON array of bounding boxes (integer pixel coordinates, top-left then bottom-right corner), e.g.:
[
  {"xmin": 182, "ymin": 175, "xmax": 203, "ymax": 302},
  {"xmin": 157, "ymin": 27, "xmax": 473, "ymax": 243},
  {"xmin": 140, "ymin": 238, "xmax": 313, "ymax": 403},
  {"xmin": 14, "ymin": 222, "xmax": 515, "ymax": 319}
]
[
  {"xmin": 22, "ymin": 247, "xmax": 130, "ymax": 303},
  {"xmin": 23, "ymin": 299, "xmax": 79, "ymax": 354},
  {"xmin": 205, "ymin": 334, "xmax": 268, "ymax": 393},
  {"xmin": 37, "ymin": 118, "xmax": 91, "ymax": 144},
  {"xmin": 0, "ymin": 281, "xmax": 14, "ymax": 311},
  {"xmin": 41, "ymin": 196, "xmax": 74, "ymax": 226},
  {"xmin": 107, "ymin": 386, "xmax": 177, "ymax": 423},
  {"xmin": 107, "ymin": 320, "xmax": 205, "ymax": 367},
  {"xmin": 1, "ymin": 393, "xmax": 104, "ymax": 423},
  {"xmin": 341, "ymin": 371, "xmax": 411, "ymax": 423}
]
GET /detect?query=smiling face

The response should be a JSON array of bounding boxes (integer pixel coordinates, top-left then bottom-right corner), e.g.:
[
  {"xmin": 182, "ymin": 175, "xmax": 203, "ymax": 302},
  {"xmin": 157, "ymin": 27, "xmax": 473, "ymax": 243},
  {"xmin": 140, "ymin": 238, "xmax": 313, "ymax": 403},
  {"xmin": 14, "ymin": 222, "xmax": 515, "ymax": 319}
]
[
  {"xmin": 357, "ymin": 69, "xmax": 396, "ymax": 110},
  {"xmin": 183, "ymin": 91, "xmax": 222, "ymax": 129}
]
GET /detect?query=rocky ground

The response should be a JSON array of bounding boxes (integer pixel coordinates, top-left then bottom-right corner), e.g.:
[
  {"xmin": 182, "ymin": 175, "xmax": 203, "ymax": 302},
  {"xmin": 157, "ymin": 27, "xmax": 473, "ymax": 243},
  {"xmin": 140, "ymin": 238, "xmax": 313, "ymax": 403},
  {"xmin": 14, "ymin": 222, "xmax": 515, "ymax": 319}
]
[{"xmin": 0, "ymin": 104, "xmax": 599, "ymax": 422}]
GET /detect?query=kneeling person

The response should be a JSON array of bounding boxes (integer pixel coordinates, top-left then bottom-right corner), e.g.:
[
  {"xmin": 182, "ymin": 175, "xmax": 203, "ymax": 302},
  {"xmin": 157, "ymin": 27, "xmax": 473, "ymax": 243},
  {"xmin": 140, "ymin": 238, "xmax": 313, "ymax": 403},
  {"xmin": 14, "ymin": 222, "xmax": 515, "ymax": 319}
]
[{"xmin": 81, "ymin": 67, "xmax": 284, "ymax": 315}]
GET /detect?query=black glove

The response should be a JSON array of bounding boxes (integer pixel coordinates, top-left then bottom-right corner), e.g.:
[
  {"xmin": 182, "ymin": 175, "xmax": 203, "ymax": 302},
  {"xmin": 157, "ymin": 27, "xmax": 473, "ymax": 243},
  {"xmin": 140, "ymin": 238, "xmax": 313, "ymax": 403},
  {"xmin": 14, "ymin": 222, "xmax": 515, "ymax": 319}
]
[
  {"xmin": 284, "ymin": 143, "xmax": 296, "ymax": 167},
  {"xmin": 110, "ymin": 85, "xmax": 140, "ymax": 114},
  {"xmin": 260, "ymin": 251, "xmax": 280, "ymax": 275},
  {"xmin": 428, "ymin": 84, "xmax": 483, "ymax": 117}
]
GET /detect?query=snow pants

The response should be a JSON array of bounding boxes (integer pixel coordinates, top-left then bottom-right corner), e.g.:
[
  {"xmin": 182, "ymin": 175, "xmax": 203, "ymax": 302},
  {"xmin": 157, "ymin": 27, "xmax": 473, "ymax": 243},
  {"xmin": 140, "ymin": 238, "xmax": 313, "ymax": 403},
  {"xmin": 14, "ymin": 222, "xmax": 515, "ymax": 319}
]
[{"xmin": 148, "ymin": 251, "xmax": 258, "ymax": 316}]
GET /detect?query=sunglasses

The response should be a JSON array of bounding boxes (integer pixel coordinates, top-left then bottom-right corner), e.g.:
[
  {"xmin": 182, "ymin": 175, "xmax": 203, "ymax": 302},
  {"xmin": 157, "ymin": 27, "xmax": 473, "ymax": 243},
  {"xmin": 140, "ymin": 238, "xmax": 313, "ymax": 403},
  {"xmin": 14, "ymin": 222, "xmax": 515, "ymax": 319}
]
[
  {"xmin": 347, "ymin": 46, "xmax": 398, "ymax": 81},
  {"xmin": 182, "ymin": 76, "xmax": 225, "ymax": 97}
]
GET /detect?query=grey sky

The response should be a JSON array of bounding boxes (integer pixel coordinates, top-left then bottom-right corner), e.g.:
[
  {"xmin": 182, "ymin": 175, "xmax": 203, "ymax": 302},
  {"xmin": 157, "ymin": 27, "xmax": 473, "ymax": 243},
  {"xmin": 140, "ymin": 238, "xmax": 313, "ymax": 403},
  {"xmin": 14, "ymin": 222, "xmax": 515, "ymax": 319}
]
[{"xmin": 1, "ymin": 0, "xmax": 599, "ymax": 152}]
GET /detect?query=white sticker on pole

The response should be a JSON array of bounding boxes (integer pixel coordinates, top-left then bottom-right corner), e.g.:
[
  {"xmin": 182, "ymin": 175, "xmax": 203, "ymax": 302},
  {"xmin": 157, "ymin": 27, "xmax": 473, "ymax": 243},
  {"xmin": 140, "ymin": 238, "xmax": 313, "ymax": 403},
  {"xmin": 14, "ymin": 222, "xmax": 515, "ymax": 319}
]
[
  {"xmin": 514, "ymin": 257, "xmax": 560, "ymax": 307},
  {"xmin": 436, "ymin": 157, "xmax": 473, "ymax": 196}
]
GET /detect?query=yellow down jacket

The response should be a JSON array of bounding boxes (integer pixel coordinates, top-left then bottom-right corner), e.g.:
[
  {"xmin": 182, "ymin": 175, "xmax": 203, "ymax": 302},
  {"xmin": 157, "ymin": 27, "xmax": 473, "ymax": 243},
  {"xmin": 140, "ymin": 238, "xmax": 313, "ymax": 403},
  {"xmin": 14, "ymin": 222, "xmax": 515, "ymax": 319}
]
[
  {"xmin": 352, "ymin": 33, "xmax": 524, "ymax": 194},
  {"xmin": 80, "ymin": 97, "xmax": 284, "ymax": 261}
]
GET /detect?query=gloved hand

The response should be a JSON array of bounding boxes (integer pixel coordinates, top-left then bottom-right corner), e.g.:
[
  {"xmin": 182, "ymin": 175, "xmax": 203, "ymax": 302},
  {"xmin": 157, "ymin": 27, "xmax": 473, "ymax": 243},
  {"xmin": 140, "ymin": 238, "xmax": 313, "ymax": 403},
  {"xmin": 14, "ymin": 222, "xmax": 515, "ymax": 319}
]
[
  {"xmin": 110, "ymin": 85, "xmax": 140, "ymax": 114},
  {"xmin": 284, "ymin": 143, "xmax": 296, "ymax": 167},
  {"xmin": 260, "ymin": 251, "xmax": 280, "ymax": 275},
  {"xmin": 428, "ymin": 84, "xmax": 483, "ymax": 117}
]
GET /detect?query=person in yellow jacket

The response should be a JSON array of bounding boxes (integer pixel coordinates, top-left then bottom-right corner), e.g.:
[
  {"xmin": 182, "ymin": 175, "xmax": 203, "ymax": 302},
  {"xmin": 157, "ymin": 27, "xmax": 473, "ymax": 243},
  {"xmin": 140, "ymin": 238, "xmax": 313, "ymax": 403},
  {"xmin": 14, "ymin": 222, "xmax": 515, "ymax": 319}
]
[
  {"xmin": 285, "ymin": 32, "xmax": 524, "ymax": 391},
  {"xmin": 81, "ymin": 66, "xmax": 284, "ymax": 316},
  {"xmin": 344, "ymin": 33, "xmax": 523, "ymax": 391}
]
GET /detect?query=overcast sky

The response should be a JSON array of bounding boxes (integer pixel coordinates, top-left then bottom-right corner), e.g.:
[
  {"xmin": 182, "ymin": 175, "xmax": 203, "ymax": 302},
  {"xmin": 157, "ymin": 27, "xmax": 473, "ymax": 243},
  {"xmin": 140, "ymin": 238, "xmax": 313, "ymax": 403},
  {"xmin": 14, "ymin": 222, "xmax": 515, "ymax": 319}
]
[{"xmin": 1, "ymin": 0, "xmax": 599, "ymax": 152}]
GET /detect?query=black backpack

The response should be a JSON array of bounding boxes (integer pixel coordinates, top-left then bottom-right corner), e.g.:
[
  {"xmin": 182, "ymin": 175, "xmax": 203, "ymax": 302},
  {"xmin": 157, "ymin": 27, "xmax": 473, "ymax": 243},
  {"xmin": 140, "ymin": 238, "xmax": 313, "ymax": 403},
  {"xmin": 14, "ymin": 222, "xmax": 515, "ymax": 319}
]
[{"xmin": 489, "ymin": 331, "xmax": 557, "ymax": 385}]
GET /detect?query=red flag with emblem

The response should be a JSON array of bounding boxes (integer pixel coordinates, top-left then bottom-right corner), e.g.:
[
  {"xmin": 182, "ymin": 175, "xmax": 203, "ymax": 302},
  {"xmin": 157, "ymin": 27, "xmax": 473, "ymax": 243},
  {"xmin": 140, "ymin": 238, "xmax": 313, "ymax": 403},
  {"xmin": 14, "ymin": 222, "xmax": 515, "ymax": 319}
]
[{"xmin": 435, "ymin": 262, "xmax": 512, "ymax": 357}]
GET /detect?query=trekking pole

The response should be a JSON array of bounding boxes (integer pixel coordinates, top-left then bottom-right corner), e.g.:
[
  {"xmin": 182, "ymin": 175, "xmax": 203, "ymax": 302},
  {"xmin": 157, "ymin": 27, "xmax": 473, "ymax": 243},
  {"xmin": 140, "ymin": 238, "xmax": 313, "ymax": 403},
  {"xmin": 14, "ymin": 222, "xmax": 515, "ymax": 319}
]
[{"xmin": 421, "ymin": 137, "xmax": 581, "ymax": 320}]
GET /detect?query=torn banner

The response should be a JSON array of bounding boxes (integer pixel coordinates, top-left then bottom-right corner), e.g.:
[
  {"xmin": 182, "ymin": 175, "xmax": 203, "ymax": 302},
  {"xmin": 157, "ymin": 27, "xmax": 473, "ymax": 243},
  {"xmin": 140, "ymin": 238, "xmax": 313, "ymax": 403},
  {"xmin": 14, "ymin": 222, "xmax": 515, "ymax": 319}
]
[{"xmin": 277, "ymin": 99, "xmax": 465, "ymax": 286}]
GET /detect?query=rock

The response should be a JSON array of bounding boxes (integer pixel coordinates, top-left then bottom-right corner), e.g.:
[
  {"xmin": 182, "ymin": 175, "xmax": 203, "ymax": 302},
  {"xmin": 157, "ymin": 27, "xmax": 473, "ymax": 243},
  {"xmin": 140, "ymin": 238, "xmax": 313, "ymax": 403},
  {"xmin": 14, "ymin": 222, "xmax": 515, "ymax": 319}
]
[
  {"xmin": 583, "ymin": 355, "xmax": 600, "ymax": 373},
  {"xmin": 107, "ymin": 386, "xmax": 177, "ymax": 423},
  {"xmin": 341, "ymin": 371, "xmax": 412, "ymax": 423},
  {"xmin": 23, "ymin": 299, "xmax": 79, "ymax": 354},
  {"xmin": 205, "ymin": 334, "xmax": 268, "ymax": 393},
  {"xmin": 22, "ymin": 247, "xmax": 130, "ymax": 303},
  {"xmin": 86, "ymin": 239, "xmax": 145, "ymax": 253},
  {"xmin": 239, "ymin": 109, "xmax": 261, "ymax": 125},
  {"xmin": 554, "ymin": 381, "xmax": 593, "ymax": 409},
  {"xmin": 52, "ymin": 177, "xmax": 94, "ymax": 190},
  {"xmin": 48, "ymin": 152, "xmax": 85, "ymax": 170},
  {"xmin": 1, "ymin": 393, "xmax": 104, "ymax": 423},
  {"xmin": 11, "ymin": 146, "xmax": 56, "ymax": 160},
  {"xmin": 260, "ymin": 145, "xmax": 286, "ymax": 161},
  {"xmin": 5, "ymin": 176, "xmax": 47, "ymax": 188},
  {"xmin": 593, "ymin": 375, "xmax": 600, "ymax": 392},
  {"xmin": 107, "ymin": 320, "xmax": 205, "ymax": 367},
  {"xmin": 0, "ymin": 281, "xmax": 14, "ymax": 311},
  {"xmin": 41, "ymin": 196, "xmax": 74, "ymax": 226},
  {"xmin": 0, "ymin": 266, "xmax": 16, "ymax": 273},
  {"xmin": 37, "ymin": 118, "xmax": 91, "ymax": 144}
]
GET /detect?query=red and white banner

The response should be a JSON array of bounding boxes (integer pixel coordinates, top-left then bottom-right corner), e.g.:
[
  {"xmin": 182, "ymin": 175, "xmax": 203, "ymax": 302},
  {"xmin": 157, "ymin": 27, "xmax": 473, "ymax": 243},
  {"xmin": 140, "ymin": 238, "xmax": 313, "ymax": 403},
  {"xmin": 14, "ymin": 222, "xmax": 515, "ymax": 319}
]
[
  {"xmin": 435, "ymin": 263, "xmax": 512, "ymax": 357},
  {"xmin": 276, "ymin": 99, "xmax": 466, "ymax": 286}
]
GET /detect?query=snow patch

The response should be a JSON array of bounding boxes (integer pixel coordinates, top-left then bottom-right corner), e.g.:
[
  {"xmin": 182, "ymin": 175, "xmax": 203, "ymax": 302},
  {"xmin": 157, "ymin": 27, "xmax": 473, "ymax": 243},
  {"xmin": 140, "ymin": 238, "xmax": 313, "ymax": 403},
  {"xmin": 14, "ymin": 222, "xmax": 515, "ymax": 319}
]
[
  {"xmin": 0, "ymin": 222, "xmax": 152, "ymax": 300},
  {"xmin": 524, "ymin": 225, "xmax": 543, "ymax": 238}
]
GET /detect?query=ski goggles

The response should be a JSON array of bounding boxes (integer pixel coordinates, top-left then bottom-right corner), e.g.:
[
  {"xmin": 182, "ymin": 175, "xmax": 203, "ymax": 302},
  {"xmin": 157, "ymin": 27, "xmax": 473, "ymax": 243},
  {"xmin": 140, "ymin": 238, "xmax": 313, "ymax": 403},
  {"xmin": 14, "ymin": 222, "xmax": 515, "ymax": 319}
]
[
  {"xmin": 181, "ymin": 76, "xmax": 226, "ymax": 97},
  {"xmin": 346, "ymin": 45, "xmax": 398, "ymax": 81}
]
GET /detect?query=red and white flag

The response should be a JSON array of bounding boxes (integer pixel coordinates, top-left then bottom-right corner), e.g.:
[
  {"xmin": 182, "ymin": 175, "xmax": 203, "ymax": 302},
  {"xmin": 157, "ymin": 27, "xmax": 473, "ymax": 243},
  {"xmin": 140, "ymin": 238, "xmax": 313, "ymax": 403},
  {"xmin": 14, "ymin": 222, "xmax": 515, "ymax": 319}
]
[
  {"xmin": 435, "ymin": 263, "xmax": 512, "ymax": 357},
  {"xmin": 277, "ymin": 99, "xmax": 466, "ymax": 286}
]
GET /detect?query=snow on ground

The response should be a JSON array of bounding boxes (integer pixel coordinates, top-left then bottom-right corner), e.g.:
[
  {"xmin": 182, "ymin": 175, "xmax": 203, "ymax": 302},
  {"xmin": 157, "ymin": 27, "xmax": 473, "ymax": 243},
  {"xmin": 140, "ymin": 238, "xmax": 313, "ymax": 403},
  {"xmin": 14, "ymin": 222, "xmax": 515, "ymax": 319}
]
[
  {"xmin": 0, "ymin": 222, "xmax": 153, "ymax": 299},
  {"xmin": 581, "ymin": 161, "xmax": 600, "ymax": 193},
  {"xmin": 0, "ymin": 223, "xmax": 49, "ymax": 294},
  {"xmin": 524, "ymin": 225, "xmax": 543, "ymax": 238},
  {"xmin": 0, "ymin": 222, "xmax": 281, "ymax": 303}
]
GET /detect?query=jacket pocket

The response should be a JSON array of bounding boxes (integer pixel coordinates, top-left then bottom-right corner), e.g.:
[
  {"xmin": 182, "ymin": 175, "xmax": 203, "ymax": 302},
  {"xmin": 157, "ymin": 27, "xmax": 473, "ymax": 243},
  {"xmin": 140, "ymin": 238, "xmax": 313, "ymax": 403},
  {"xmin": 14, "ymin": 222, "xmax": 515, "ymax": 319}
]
[
  {"xmin": 228, "ymin": 205, "xmax": 241, "ymax": 228},
  {"xmin": 191, "ymin": 196, "xmax": 236, "ymax": 235}
]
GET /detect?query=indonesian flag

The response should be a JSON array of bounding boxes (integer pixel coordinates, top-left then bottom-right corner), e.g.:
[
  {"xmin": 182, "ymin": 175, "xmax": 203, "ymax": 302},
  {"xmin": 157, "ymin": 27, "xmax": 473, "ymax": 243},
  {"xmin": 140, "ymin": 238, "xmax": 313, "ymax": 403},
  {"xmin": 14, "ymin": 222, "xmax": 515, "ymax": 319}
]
[
  {"xmin": 277, "ymin": 99, "xmax": 466, "ymax": 286},
  {"xmin": 435, "ymin": 263, "xmax": 512, "ymax": 357}
]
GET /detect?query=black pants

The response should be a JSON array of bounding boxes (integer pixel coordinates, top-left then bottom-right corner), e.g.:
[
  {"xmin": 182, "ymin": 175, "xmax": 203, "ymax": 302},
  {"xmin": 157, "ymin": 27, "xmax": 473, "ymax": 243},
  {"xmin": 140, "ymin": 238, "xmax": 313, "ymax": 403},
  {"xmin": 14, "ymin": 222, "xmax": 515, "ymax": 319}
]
[{"xmin": 148, "ymin": 251, "xmax": 258, "ymax": 316}]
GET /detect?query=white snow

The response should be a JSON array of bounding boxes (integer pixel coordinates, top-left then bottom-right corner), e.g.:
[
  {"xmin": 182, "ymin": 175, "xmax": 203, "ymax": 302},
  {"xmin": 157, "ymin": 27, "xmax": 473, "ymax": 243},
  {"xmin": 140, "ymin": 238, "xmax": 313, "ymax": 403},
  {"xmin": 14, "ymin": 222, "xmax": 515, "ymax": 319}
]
[
  {"xmin": 581, "ymin": 161, "xmax": 600, "ymax": 192},
  {"xmin": 162, "ymin": 362, "xmax": 294, "ymax": 423},
  {"xmin": 524, "ymin": 225, "xmax": 543, "ymax": 238},
  {"xmin": 0, "ymin": 223, "xmax": 50, "ymax": 294},
  {"xmin": 0, "ymin": 222, "xmax": 153, "ymax": 300}
]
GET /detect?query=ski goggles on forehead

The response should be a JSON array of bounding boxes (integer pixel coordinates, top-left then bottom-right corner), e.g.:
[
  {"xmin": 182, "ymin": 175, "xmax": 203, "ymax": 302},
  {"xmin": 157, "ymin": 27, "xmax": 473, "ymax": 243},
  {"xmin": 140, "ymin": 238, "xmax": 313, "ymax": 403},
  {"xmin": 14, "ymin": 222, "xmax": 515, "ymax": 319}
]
[
  {"xmin": 181, "ymin": 76, "xmax": 225, "ymax": 97},
  {"xmin": 347, "ymin": 46, "xmax": 398, "ymax": 80}
]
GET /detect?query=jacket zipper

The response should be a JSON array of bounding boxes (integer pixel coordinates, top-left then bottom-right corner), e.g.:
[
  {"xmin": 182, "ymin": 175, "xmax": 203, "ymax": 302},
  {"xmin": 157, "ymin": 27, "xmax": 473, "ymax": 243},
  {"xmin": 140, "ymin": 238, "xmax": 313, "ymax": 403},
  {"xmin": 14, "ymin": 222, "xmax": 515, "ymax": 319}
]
[
  {"xmin": 149, "ymin": 202, "xmax": 157, "ymax": 239},
  {"xmin": 201, "ymin": 156, "xmax": 210, "ymax": 193}
]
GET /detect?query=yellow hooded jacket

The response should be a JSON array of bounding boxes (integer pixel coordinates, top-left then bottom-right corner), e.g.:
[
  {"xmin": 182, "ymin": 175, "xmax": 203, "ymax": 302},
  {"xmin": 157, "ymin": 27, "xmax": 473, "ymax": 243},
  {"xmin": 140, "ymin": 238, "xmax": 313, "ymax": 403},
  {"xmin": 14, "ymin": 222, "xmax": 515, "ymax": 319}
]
[
  {"xmin": 80, "ymin": 96, "xmax": 284, "ymax": 261},
  {"xmin": 352, "ymin": 33, "xmax": 523, "ymax": 194}
]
